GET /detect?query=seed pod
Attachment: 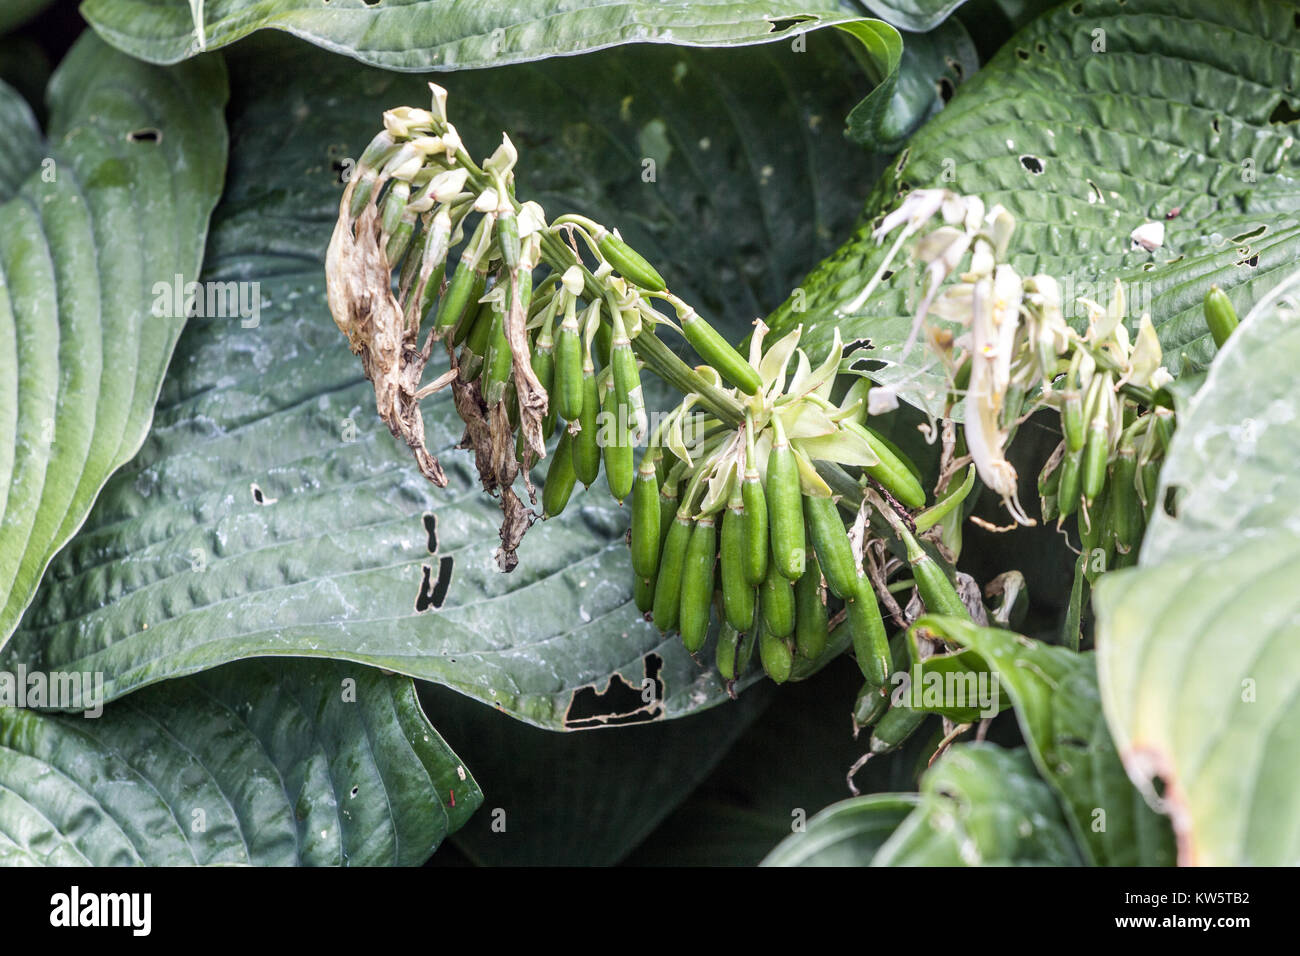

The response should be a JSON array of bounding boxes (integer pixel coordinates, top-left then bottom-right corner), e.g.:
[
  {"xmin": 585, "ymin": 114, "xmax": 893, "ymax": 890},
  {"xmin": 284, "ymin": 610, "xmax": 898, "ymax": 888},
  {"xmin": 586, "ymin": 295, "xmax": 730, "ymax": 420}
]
[
  {"xmin": 658, "ymin": 479, "xmax": 680, "ymax": 554},
  {"xmin": 766, "ymin": 417, "xmax": 806, "ymax": 580},
  {"xmin": 1139, "ymin": 457, "xmax": 1160, "ymax": 521},
  {"xmin": 1062, "ymin": 351, "xmax": 1087, "ymax": 452},
  {"xmin": 542, "ymin": 430, "xmax": 578, "ymax": 519},
  {"xmin": 803, "ymin": 493, "xmax": 858, "ymax": 600},
  {"xmin": 847, "ymin": 578, "xmax": 891, "ymax": 687},
  {"xmin": 849, "ymin": 422, "xmax": 927, "ymax": 510},
  {"xmin": 679, "ymin": 515, "xmax": 718, "ymax": 654},
  {"xmin": 449, "ymin": 270, "xmax": 489, "ymax": 346},
  {"xmin": 573, "ymin": 357, "xmax": 601, "ymax": 486},
  {"xmin": 760, "ymin": 557, "xmax": 796, "ymax": 638},
  {"xmin": 1203, "ymin": 284, "xmax": 1239, "ymax": 349},
  {"xmin": 853, "ymin": 682, "xmax": 890, "ymax": 732},
  {"xmin": 1110, "ymin": 447, "xmax": 1142, "ymax": 557},
  {"xmin": 794, "ymin": 552, "xmax": 828, "ymax": 661},
  {"xmin": 741, "ymin": 467, "xmax": 768, "ymax": 587},
  {"xmin": 457, "ymin": 295, "xmax": 495, "ymax": 383},
  {"xmin": 601, "ymin": 376, "xmax": 635, "ymax": 502},
  {"xmin": 554, "ymin": 296, "xmax": 584, "ymax": 422},
  {"xmin": 483, "ymin": 271, "xmax": 530, "ymax": 406},
  {"xmin": 611, "ymin": 310, "xmax": 647, "ymax": 441},
  {"xmin": 1081, "ymin": 415, "xmax": 1109, "ymax": 506},
  {"xmin": 715, "ymin": 620, "xmax": 743, "ymax": 683},
  {"xmin": 630, "ymin": 453, "xmax": 661, "ymax": 579},
  {"xmin": 1057, "ymin": 445, "xmax": 1083, "ymax": 520},
  {"xmin": 679, "ymin": 309, "xmax": 762, "ymax": 395},
  {"xmin": 532, "ymin": 315, "xmax": 556, "ymax": 438},
  {"xmin": 720, "ymin": 488, "xmax": 756, "ymax": 632},
  {"xmin": 381, "ymin": 181, "xmax": 410, "ymax": 238},
  {"xmin": 596, "ymin": 230, "xmax": 667, "ymax": 292},
  {"xmin": 868, "ymin": 703, "xmax": 928, "ymax": 755},
  {"xmin": 757, "ymin": 619, "xmax": 793, "ymax": 684},
  {"xmin": 633, "ymin": 574, "xmax": 655, "ymax": 614},
  {"xmin": 901, "ymin": 528, "xmax": 969, "ymax": 620},
  {"xmin": 652, "ymin": 515, "xmax": 694, "ymax": 632},
  {"xmin": 497, "ymin": 210, "xmax": 521, "ymax": 272}
]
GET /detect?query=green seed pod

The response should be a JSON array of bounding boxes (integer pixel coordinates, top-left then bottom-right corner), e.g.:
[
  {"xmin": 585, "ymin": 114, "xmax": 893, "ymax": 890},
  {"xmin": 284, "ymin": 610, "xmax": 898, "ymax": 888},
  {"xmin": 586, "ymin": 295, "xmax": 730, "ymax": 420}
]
[
  {"xmin": 482, "ymin": 307, "xmax": 513, "ymax": 405},
  {"xmin": 715, "ymin": 620, "xmax": 743, "ymax": 683},
  {"xmin": 794, "ymin": 552, "xmax": 828, "ymax": 661},
  {"xmin": 903, "ymin": 530, "xmax": 969, "ymax": 620},
  {"xmin": 1081, "ymin": 416, "xmax": 1109, "ymax": 506},
  {"xmin": 853, "ymin": 682, "xmax": 890, "ymax": 732},
  {"xmin": 1203, "ymin": 284, "xmax": 1239, "ymax": 350},
  {"xmin": 596, "ymin": 230, "xmax": 667, "ymax": 292},
  {"xmin": 741, "ymin": 466, "xmax": 769, "ymax": 587},
  {"xmin": 601, "ymin": 376, "xmax": 635, "ymax": 502},
  {"xmin": 720, "ymin": 488, "xmax": 756, "ymax": 633},
  {"xmin": 849, "ymin": 422, "xmax": 927, "ymax": 510},
  {"xmin": 868, "ymin": 703, "xmax": 928, "ymax": 755},
  {"xmin": 448, "ymin": 269, "xmax": 489, "ymax": 346},
  {"xmin": 1057, "ymin": 444, "xmax": 1083, "ymax": 520},
  {"xmin": 1139, "ymin": 457, "xmax": 1160, "ymax": 521},
  {"xmin": 497, "ymin": 210, "xmax": 521, "ymax": 272},
  {"xmin": 803, "ymin": 493, "xmax": 858, "ymax": 600},
  {"xmin": 1062, "ymin": 351, "xmax": 1087, "ymax": 453},
  {"xmin": 760, "ymin": 557, "xmax": 796, "ymax": 639},
  {"xmin": 554, "ymin": 296, "xmax": 584, "ymax": 422},
  {"xmin": 766, "ymin": 418, "xmax": 806, "ymax": 580},
  {"xmin": 757, "ymin": 619, "xmax": 793, "ymax": 684},
  {"xmin": 679, "ymin": 309, "xmax": 762, "ymax": 395},
  {"xmin": 573, "ymin": 360, "xmax": 601, "ymax": 487},
  {"xmin": 630, "ymin": 453, "xmax": 661, "ymax": 579},
  {"xmin": 542, "ymin": 430, "xmax": 578, "ymax": 519},
  {"xmin": 633, "ymin": 574, "xmax": 656, "ymax": 614},
  {"xmin": 1110, "ymin": 448, "xmax": 1142, "ymax": 557},
  {"xmin": 532, "ymin": 317, "xmax": 556, "ymax": 437},
  {"xmin": 385, "ymin": 217, "xmax": 415, "ymax": 264},
  {"xmin": 611, "ymin": 310, "xmax": 647, "ymax": 441},
  {"xmin": 659, "ymin": 480, "xmax": 680, "ymax": 554},
  {"xmin": 847, "ymin": 578, "xmax": 891, "ymax": 687},
  {"xmin": 679, "ymin": 516, "xmax": 718, "ymax": 654},
  {"xmin": 653, "ymin": 516, "xmax": 694, "ymax": 632},
  {"xmin": 381, "ymin": 181, "xmax": 410, "ymax": 238}
]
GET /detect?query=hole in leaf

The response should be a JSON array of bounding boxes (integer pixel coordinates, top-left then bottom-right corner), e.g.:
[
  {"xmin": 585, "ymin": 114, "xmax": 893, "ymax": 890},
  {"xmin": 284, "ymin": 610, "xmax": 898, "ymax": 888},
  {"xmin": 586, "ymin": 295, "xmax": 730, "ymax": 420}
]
[
  {"xmin": 1268, "ymin": 98, "xmax": 1300, "ymax": 124},
  {"xmin": 1070, "ymin": 1, "xmax": 1083, "ymax": 13},
  {"xmin": 1230, "ymin": 224, "xmax": 1267, "ymax": 242},
  {"xmin": 852, "ymin": 358, "xmax": 888, "ymax": 374},
  {"xmin": 768, "ymin": 16, "xmax": 816, "ymax": 32},
  {"xmin": 1020, "ymin": 155, "xmax": 1045, "ymax": 174},
  {"xmin": 423, "ymin": 513, "xmax": 438, "ymax": 553},
  {"xmin": 945, "ymin": 56, "xmax": 964, "ymax": 80},
  {"xmin": 1036, "ymin": 41, "xmax": 1047, "ymax": 54},
  {"xmin": 844, "ymin": 337, "xmax": 874, "ymax": 356},
  {"xmin": 414, "ymin": 556, "xmax": 453, "ymax": 612},
  {"xmin": 564, "ymin": 653, "xmax": 664, "ymax": 729},
  {"xmin": 350, "ymin": 786, "xmax": 359, "ymax": 798},
  {"xmin": 937, "ymin": 77, "xmax": 955, "ymax": 104},
  {"xmin": 1211, "ymin": 116, "xmax": 1221, "ymax": 134},
  {"xmin": 127, "ymin": 128, "xmax": 160, "ymax": 144},
  {"xmin": 1016, "ymin": 48, "xmax": 1030, "ymax": 61},
  {"xmin": 894, "ymin": 148, "xmax": 910, "ymax": 174},
  {"xmin": 1162, "ymin": 485, "xmax": 1180, "ymax": 519},
  {"xmin": 1237, "ymin": 253, "xmax": 1260, "ymax": 268},
  {"xmin": 250, "ymin": 483, "xmax": 277, "ymax": 506}
]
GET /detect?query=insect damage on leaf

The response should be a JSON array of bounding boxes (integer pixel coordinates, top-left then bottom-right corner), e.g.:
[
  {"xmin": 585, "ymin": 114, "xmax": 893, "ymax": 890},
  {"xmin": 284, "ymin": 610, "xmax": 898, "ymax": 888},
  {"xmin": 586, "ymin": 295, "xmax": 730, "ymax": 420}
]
[{"xmin": 563, "ymin": 653, "xmax": 664, "ymax": 729}]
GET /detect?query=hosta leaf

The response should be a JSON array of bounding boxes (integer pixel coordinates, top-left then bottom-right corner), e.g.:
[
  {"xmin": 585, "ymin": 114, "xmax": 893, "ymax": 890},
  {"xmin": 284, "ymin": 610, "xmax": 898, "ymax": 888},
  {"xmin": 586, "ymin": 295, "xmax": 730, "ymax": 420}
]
[
  {"xmin": 931, "ymin": 616, "xmax": 1175, "ymax": 865},
  {"xmin": 0, "ymin": 659, "xmax": 480, "ymax": 865},
  {"xmin": 1, "ymin": 36, "xmax": 877, "ymax": 727},
  {"xmin": 861, "ymin": 0, "xmax": 968, "ymax": 32},
  {"xmin": 768, "ymin": 0, "xmax": 1300, "ymax": 415},
  {"xmin": 760, "ymin": 793, "xmax": 919, "ymax": 866},
  {"xmin": 0, "ymin": 35, "xmax": 227, "ymax": 649},
  {"xmin": 424, "ymin": 679, "xmax": 770, "ymax": 866},
  {"xmin": 872, "ymin": 742, "xmax": 1084, "ymax": 865},
  {"xmin": 1095, "ymin": 271, "xmax": 1300, "ymax": 865}
]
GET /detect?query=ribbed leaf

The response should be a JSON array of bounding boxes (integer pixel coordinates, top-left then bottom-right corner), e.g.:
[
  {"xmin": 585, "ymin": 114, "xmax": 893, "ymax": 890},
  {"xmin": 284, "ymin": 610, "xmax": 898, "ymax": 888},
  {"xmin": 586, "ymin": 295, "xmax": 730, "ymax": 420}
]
[
  {"xmin": 1095, "ymin": 271, "xmax": 1300, "ymax": 865},
  {"xmin": 760, "ymin": 792, "xmax": 919, "ymax": 866},
  {"xmin": 0, "ymin": 659, "xmax": 480, "ymax": 865},
  {"xmin": 768, "ymin": 0, "xmax": 1300, "ymax": 414},
  {"xmin": 0, "ymin": 35, "xmax": 227, "ymax": 649}
]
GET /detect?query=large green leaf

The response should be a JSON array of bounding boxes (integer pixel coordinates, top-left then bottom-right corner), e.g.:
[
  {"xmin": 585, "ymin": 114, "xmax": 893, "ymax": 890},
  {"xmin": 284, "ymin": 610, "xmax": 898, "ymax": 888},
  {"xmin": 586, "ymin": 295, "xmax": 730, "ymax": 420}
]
[
  {"xmin": 862, "ymin": 0, "xmax": 968, "ymax": 32},
  {"xmin": 933, "ymin": 616, "xmax": 1174, "ymax": 865},
  {"xmin": 1, "ymin": 35, "xmax": 881, "ymax": 727},
  {"xmin": 0, "ymin": 659, "xmax": 480, "ymax": 865},
  {"xmin": 1095, "ymin": 271, "xmax": 1300, "ymax": 866},
  {"xmin": 768, "ymin": 0, "xmax": 1300, "ymax": 414},
  {"xmin": 872, "ymin": 742, "xmax": 1083, "ymax": 865},
  {"xmin": 81, "ymin": 0, "xmax": 870, "ymax": 68},
  {"xmin": 759, "ymin": 792, "xmax": 919, "ymax": 866},
  {"xmin": 0, "ymin": 35, "xmax": 227, "ymax": 649},
  {"xmin": 424, "ymin": 680, "xmax": 770, "ymax": 865}
]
